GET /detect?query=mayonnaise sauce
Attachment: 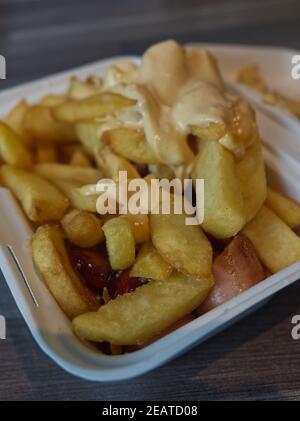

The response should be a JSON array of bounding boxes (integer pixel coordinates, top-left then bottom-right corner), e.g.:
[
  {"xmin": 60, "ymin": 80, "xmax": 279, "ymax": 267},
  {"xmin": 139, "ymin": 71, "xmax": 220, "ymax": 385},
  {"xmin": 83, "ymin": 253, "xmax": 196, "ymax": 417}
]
[{"xmin": 101, "ymin": 40, "xmax": 258, "ymax": 172}]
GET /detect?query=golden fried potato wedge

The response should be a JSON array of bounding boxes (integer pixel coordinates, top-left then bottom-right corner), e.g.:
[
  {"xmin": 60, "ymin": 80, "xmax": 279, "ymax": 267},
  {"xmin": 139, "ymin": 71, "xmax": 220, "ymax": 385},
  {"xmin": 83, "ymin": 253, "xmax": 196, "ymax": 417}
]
[
  {"xmin": 148, "ymin": 164, "xmax": 175, "ymax": 180},
  {"xmin": 52, "ymin": 179, "xmax": 98, "ymax": 212},
  {"xmin": 4, "ymin": 99, "xmax": 33, "ymax": 148},
  {"xmin": 61, "ymin": 209, "xmax": 104, "ymax": 247},
  {"xmin": 106, "ymin": 128, "xmax": 159, "ymax": 164},
  {"xmin": 69, "ymin": 149, "xmax": 91, "ymax": 167},
  {"xmin": 123, "ymin": 214, "xmax": 150, "ymax": 244},
  {"xmin": 73, "ymin": 272, "xmax": 214, "ymax": 345},
  {"xmin": 192, "ymin": 138, "xmax": 245, "ymax": 239},
  {"xmin": 23, "ymin": 105, "xmax": 76, "ymax": 143},
  {"xmin": 36, "ymin": 145, "xmax": 58, "ymax": 163},
  {"xmin": 237, "ymin": 140, "xmax": 267, "ymax": 222},
  {"xmin": 150, "ymin": 212, "xmax": 212, "ymax": 279},
  {"xmin": 38, "ymin": 94, "xmax": 66, "ymax": 107},
  {"xmin": 243, "ymin": 205, "xmax": 300, "ymax": 273},
  {"xmin": 35, "ymin": 163, "xmax": 102, "ymax": 185},
  {"xmin": 266, "ymin": 188, "xmax": 300, "ymax": 228},
  {"xmin": 0, "ymin": 122, "xmax": 32, "ymax": 169},
  {"xmin": 102, "ymin": 216, "xmax": 136, "ymax": 270},
  {"xmin": 32, "ymin": 225, "xmax": 99, "ymax": 319},
  {"xmin": 1, "ymin": 165, "xmax": 69, "ymax": 222},
  {"xmin": 52, "ymin": 93, "xmax": 136, "ymax": 123},
  {"xmin": 130, "ymin": 242, "xmax": 172, "ymax": 281},
  {"xmin": 95, "ymin": 147, "xmax": 140, "ymax": 181},
  {"xmin": 75, "ymin": 122, "xmax": 102, "ymax": 156},
  {"xmin": 191, "ymin": 122, "xmax": 227, "ymax": 142},
  {"xmin": 67, "ymin": 76, "xmax": 102, "ymax": 100}
]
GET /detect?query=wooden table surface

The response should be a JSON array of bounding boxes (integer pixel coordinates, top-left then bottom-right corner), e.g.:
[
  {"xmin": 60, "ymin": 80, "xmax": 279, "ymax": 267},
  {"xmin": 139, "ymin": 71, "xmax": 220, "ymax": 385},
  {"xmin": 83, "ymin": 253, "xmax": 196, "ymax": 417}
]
[{"xmin": 1, "ymin": 0, "xmax": 300, "ymax": 401}]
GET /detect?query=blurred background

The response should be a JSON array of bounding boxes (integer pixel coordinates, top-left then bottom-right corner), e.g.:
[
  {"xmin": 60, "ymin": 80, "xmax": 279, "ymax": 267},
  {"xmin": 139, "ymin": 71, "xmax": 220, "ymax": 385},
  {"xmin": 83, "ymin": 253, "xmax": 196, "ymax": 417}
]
[{"xmin": 1, "ymin": 0, "xmax": 300, "ymax": 89}]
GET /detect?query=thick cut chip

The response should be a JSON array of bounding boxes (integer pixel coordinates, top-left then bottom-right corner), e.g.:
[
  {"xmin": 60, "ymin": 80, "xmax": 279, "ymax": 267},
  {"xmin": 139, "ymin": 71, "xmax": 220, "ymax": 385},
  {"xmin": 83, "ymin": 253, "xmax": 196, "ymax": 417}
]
[
  {"xmin": 0, "ymin": 122, "xmax": 32, "ymax": 168},
  {"xmin": 102, "ymin": 216, "xmax": 136, "ymax": 270},
  {"xmin": 150, "ymin": 212, "xmax": 212, "ymax": 279},
  {"xmin": 106, "ymin": 128, "xmax": 159, "ymax": 164},
  {"xmin": 123, "ymin": 214, "xmax": 150, "ymax": 244},
  {"xmin": 52, "ymin": 93, "xmax": 136, "ymax": 123},
  {"xmin": 67, "ymin": 76, "xmax": 103, "ymax": 100},
  {"xmin": 36, "ymin": 145, "xmax": 58, "ymax": 163},
  {"xmin": 73, "ymin": 272, "xmax": 214, "ymax": 345},
  {"xmin": 1, "ymin": 165, "xmax": 69, "ymax": 223},
  {"xmin": 61, "ymin": 209, "xmax": 104, "ymax": 248},
  {"xmin": 75, "ymin": 122, "xmax": 102, "ymax": 156},
  {"xmin": 130, "ymin": 242, "xmax": 172, "ymax": 281},
  {"xmin": 35, "ymin": 163, "xmax": 102, "ymax": 185},
  {"xmin": 191, "ymin": 122, "xmax": 227, "ymax": 142},
  {"xmin": 266, "ymin": 188, "xmax": 300, "ymax": 228},
  {"xmin": 53, "ymin": 179, "xmax": 98, "ymax": 212},
  {"xmin": 32, "ymin": 225, "xmax": 99, "ymax": 319},
  {"xmin": 192, "ymin": 138, "xmax": 245, "ymax": 239},
  {"xmin": 243, "ymin": 205, "xmax": 300, "ymax": 273},
  {"xmin": 4, "ymin": 99, "xmax": 33, "ymax": 148},
  {"xmin": 237, "ymin": 139, "xmax": 267, "ymax": 223},
  {"xmin": 38, "ymin": 94, "xmax": 66, "ymax": 107},
  {"xmin": 23, "ymin": 105, "xmax": 76, "ymax": 143},
  {"xmin": 96, "ymin": 147, "xmax": 140, "ymax": 181},
  {"xmin": 69, "ymin": 149, "xmax": 91, "ymax": 167}
]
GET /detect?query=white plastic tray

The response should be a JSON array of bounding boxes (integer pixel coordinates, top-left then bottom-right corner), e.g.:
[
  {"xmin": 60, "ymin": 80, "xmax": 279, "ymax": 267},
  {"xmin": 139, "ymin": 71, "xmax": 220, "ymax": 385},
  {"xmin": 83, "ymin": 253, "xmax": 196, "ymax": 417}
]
[{"xmin": 1, "ymin": 51, "xmax": 300, "ymax": 382}]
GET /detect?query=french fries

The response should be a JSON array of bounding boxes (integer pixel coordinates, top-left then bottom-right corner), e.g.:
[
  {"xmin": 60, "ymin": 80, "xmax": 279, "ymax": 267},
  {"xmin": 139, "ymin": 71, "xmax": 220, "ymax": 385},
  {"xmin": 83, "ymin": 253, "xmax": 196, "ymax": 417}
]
[
  {"xmin": 102, "ymin": 216, "xmax": 136, "ymax": 270},
  {"xmin": 73, "ymin": 272, "xmax": 214, "ymax": 345},
  {"xmin": 95, "ymin": 147, "xmax": 140, "ymax": 181},
  {"xmin": 123, "ymin": 214, "xmax": 150, "ymax": 244},
  {"xmin": 4, "ymin": 40, "xmax": 300, "ymax": 355},
  {"xmin": 0, "ymin": 122, "xmax": 32, "ymax": 169},
  {"xmin": 61, "ymin": 209, "xmax": 104, "ymax": 248},
  {"xmin": 191, "ymin": 122, "xmax": 227, "ymax": 142},
  {"xmin": 53, "ymin": 179, "xmax": 98, "ymax": 212},
  {"xmin": 130, "ymin": 242, "xmax": 172, "ymax": 281},
  {"xmin": 67, "ymin": 76, "xmax": 102, "ymax": 100},
  {"xmin": 1, "ymin": 165, "xmax": 69, "ymax": 223},
  {"xmin": 192, "ymin": 138, "xmax": 245, "ymax": 238},
  {"xmin": 4, "ymin": 99, "xmax": 33, "ymax": 148},
  {"xmin": 35, "ymin": 163, "xmax": 102, "ymax": 185},
  {"xmin": 23, "ymin": 105, "xmax": 76, "ymax": 143},
  {"xmin": 75, "ymin": 122, "xmax": 102, "ymax": 155},
  {"xmin": 266, "ymin": 187, "xmax": 300, "ymax": 228},
  {"xmin": 150, "ymin": 212, "xmax": 212, "ymax": 279},
  {"xmin": 69, "ymin": 149, "xmax": 91, "ymax": 167},
  {"xmin": 32, "ymin": 225, "xmax": 99, "ymax": 319},
  {"xmin": 243, "ymin": 205, "xmax": 300, "ymax": 273},
  {"xmin": 52, "ymin": 93, "xmax": 136, "ymax": 123},
  {"xmin": 36, "ymin": 145, "xmax": 58, "ymax": 164},
  {"xmin": 38, "ymin": 94, "xmax": 66, "ymax": 107},
  {"xmin": 237, "ymin": 139, "xmax": 267, "ymax": 223},
  {"xmin": 105, "ymin": 128, "xmax": 159, "ymax": 164}
]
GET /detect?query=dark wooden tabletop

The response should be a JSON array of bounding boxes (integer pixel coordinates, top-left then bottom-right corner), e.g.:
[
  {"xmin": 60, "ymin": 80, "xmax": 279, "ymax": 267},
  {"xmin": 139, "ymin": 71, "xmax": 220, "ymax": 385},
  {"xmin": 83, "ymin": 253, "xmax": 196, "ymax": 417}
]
[{"xmin": 1, "ymin": 0, "xmax": 300, "ymax": 401}]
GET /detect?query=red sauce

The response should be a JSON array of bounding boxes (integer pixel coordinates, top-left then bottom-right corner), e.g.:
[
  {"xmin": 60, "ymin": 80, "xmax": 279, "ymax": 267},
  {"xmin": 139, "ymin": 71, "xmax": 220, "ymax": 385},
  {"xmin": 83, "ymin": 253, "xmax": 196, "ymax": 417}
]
[
  {"xmin": 109, "ymin": 269, "xmax": 148, "ymax": 299},
  {"xmin": 67, "ymin": 242, "xmax": 148, "ymax": 298}
]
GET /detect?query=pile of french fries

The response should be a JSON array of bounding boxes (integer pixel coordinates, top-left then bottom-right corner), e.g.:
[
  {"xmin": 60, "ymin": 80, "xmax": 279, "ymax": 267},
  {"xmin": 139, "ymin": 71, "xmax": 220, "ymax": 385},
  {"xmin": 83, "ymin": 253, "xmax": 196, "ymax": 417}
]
[{"xmin": 1, "ymin": 40, "xmax": 300, "ymax": 353}]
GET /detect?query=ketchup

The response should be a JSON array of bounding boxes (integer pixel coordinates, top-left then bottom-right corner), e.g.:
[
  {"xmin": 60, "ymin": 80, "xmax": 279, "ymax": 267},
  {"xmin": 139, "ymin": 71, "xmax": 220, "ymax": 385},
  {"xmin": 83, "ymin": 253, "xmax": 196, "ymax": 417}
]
[{"xmin": 67, "ymin": 242, "xmax": 148, "ymax": 298}]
